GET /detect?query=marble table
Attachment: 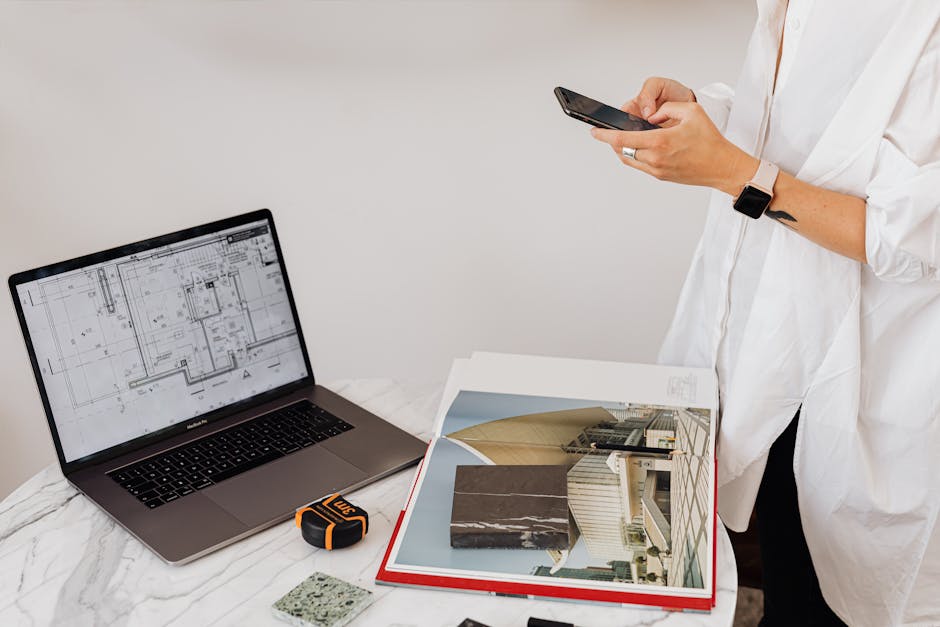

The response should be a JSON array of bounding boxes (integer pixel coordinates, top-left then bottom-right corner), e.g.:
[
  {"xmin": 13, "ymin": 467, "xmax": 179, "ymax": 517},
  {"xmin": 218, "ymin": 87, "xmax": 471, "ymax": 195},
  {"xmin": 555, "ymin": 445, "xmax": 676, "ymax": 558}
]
[{"xmin": 0, "ymin": 379, "xmax": 738, "ymax": 627}]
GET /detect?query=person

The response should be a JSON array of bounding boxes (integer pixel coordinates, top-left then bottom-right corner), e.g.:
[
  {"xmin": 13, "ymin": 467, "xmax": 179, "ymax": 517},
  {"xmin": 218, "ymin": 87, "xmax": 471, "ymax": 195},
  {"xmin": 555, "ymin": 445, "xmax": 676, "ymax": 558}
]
[{"xmin": 588, "ymin": 1, "xmax": 940, "ymax": 626}]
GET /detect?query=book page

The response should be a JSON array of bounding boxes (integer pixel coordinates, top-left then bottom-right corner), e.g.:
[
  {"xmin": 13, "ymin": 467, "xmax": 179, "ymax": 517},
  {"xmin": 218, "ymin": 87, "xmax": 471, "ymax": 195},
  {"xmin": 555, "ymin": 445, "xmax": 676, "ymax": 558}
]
[{"xmin": 384, "ymin": 353, "xmax": 716, "ymax": 602}]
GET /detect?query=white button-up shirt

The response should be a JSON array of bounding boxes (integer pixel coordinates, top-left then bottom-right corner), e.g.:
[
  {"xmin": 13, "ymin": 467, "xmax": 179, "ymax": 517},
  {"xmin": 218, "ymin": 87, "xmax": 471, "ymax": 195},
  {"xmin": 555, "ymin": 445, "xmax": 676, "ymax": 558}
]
[{"xmin": 657, "ymin": 1, "xmax": 940, "ymax": 625}]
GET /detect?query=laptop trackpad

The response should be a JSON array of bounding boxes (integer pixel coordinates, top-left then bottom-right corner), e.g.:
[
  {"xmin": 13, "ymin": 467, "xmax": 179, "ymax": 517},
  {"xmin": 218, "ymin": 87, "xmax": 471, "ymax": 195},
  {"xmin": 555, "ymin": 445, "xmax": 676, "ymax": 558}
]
[{"xmin": 204, "ymin": 447, "xmax": 368, "ymax": 528}]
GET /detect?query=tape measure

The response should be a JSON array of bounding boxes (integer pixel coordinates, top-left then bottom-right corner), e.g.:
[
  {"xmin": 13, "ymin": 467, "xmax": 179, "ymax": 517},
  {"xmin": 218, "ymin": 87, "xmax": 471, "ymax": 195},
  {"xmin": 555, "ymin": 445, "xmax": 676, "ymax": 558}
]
[{"xmin": 295, "ymin": 493, "xmax": 368, "ymax": 550}]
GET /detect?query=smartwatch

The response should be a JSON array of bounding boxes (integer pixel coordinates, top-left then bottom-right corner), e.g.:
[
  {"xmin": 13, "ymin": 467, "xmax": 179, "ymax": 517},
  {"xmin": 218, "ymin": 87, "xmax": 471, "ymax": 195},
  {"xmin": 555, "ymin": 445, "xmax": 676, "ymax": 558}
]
[{"xmin": 733, "ymin": 160, "xmax": 780, "ymax": 219}]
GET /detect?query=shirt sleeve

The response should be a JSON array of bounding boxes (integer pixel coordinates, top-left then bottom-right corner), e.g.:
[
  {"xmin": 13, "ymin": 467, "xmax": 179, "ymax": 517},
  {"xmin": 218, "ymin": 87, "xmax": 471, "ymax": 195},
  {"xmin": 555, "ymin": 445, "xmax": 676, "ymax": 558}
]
[
  {"xmin": 693, "ymin": 82, "xmax": 735, "ymax": 133},
  {"xmin": 864, "ymin": 24, "xmax": 940, "ymax": 283}
]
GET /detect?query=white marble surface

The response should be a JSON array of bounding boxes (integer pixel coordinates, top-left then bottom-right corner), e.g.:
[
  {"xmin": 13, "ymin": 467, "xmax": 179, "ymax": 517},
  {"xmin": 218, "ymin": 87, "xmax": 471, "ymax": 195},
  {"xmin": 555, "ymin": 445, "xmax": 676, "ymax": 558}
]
[{"xmin": 0, "ymin": 379, "xmax": 737, "ymax": 627}]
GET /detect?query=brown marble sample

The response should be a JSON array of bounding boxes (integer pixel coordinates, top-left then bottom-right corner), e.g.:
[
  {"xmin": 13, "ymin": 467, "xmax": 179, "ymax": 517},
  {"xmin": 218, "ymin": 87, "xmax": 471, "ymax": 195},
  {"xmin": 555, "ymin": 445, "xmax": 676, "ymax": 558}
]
[{"xmin": 450, "ymin": 464, "xmax": 570, "ymax": 549}]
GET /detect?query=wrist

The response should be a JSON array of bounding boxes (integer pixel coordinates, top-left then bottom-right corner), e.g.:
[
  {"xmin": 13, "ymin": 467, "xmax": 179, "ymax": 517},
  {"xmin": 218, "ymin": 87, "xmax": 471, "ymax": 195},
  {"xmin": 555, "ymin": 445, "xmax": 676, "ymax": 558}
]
[{"xmin": 716, "ymin": 148, "xmax": 760, "ymax": 197}]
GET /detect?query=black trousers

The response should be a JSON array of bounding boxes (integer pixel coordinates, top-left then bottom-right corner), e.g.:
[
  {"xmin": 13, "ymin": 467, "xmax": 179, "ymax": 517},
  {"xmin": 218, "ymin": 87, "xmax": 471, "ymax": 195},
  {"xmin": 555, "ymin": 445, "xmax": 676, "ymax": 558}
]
[{"xmin": 755, "ymin": 411, "xmax": 846, "ymax": 626}]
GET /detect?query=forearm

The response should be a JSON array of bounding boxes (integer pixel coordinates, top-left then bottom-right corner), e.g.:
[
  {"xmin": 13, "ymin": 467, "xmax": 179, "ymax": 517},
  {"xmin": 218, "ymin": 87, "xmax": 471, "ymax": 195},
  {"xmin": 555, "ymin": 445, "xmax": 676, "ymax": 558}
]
[
  {"xmin": 591, "ymin": 100, "xmax": 869, "ymax": 265},
  {"xmin": 720, "ymin": 156, "xmax": 868, "ymax": 264}
]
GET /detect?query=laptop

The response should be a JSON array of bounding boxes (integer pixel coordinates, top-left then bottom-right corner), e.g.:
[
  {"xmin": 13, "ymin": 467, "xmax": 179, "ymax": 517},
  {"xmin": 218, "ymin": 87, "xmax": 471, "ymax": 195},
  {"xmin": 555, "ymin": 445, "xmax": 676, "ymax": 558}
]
[{"xmin": 8, "ymin": 209, "xmax": 427, "ymax": 564}]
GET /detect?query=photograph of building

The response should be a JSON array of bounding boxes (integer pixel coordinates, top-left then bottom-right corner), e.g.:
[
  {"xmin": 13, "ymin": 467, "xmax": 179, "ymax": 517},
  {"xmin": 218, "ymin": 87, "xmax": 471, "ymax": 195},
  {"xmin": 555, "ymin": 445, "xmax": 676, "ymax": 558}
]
[
  {"xmin": 667, "ymin": 407, "xmax": 711, "ymax": 588},
  {"xmin": 445, "ymin": 406, "xmax": 614, "ymax": 466},
  {"xmin": 444, "ymin": 402, "xmax": 713, "ymax": 590},
  {"xmin": 531, "ymin": 560, "xmax": 634, "ymax": 583}
]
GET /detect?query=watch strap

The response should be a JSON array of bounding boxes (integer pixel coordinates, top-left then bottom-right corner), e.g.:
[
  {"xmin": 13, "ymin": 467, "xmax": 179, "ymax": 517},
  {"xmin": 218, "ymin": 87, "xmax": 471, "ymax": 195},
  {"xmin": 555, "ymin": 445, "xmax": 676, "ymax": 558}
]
[{"xmin": 749, "ymin": 160, "xmax": 780, "ymax": 196}]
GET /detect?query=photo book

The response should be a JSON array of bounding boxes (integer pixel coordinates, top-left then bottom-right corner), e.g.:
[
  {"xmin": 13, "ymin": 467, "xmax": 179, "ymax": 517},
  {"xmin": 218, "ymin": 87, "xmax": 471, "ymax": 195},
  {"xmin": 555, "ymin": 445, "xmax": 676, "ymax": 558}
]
[{"xmin": 376, "ymin": 352, "xmax": 718, "ymax": 611}]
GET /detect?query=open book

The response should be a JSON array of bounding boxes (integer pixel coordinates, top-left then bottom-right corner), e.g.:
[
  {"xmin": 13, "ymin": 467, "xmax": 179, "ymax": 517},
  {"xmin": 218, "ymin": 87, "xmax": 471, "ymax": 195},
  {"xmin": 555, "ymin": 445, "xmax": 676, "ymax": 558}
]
[{"xmin": 376, "ymin": 353, "xmax": 717, "ymax": 611}]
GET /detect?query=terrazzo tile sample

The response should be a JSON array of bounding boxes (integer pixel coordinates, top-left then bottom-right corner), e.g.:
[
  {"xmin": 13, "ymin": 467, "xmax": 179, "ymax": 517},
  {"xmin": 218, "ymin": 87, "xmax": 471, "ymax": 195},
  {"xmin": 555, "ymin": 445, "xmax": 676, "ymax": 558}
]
[
  {"xmin": 271, "ymin": 572, "xmax": 373, "ymax": 627},
  {"xmin": 450, "ymin": 464, "xmax": 570, "ymax": 549}
]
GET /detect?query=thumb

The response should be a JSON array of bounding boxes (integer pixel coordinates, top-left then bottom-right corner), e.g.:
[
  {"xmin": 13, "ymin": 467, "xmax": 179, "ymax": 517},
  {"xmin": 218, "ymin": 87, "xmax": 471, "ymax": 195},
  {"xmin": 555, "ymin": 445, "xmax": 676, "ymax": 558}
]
[{"xmin": 647, "ymin": 101, "xmax": 694, "ymax": 125}]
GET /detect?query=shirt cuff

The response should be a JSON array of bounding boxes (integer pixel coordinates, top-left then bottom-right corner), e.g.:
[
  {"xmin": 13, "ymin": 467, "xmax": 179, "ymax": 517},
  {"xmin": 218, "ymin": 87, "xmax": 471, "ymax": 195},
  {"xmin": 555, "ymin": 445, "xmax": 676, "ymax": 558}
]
[{"xmin": 865, "ymin": 138, "xmax": 940, "ymax": 283}]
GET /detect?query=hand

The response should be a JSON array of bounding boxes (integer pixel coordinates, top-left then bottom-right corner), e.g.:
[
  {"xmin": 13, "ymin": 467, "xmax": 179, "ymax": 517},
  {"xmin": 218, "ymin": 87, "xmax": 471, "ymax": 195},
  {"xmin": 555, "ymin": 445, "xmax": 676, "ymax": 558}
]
[
  {"xmin": 590, "ymin": 101, "xmax": 759, "ymax": 195},
  {"xmin": 622, "ymin": 77, "xmax": 696, "ymax": 122}
]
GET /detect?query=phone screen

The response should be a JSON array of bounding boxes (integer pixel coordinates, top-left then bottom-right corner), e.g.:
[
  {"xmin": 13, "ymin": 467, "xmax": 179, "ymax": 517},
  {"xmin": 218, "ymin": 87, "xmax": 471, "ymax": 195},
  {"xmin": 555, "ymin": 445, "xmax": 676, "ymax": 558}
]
[{"xmin": 556, "ymin": 87, "xmax": 658, "ymax": 131}]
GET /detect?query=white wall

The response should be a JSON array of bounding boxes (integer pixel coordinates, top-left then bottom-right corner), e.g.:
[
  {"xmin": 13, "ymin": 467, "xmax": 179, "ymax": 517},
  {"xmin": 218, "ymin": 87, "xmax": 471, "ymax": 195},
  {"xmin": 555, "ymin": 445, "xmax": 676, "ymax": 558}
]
[{"xmin": 0, "ymin": 1, "xmax": 755, "ymax": 498}]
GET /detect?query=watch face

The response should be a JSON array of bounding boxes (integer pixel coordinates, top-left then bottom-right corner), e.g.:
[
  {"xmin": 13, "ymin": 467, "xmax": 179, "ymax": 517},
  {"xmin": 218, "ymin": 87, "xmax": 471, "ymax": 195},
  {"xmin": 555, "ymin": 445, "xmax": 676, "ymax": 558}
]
[{"xmin": 733, "ymin": 185, "xmax": 772, "ymax": 219}]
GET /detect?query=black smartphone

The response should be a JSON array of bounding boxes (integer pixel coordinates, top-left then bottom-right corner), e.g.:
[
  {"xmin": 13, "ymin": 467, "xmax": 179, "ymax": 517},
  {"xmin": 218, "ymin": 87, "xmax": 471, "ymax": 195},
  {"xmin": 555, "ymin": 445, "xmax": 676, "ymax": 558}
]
[{"xmin": 554, "ymin": 86, "xmax": 659, "ymax": 131}]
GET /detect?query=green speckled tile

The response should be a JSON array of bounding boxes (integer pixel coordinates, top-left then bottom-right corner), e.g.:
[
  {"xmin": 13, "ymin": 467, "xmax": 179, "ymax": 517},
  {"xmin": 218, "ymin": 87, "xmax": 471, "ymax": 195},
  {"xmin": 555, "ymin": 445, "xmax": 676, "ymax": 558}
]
[{"xmin": 271, "ymin": 572, "xmax": 374, "ymax": 627}]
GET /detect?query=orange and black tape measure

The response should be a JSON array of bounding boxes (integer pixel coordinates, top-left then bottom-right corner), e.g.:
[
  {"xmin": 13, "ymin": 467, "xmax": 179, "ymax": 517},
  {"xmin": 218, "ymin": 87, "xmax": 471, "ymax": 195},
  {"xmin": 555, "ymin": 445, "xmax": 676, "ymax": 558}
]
[{"xmin": 295, "ymin": 493, "xmax": 368, "ymax": 550}]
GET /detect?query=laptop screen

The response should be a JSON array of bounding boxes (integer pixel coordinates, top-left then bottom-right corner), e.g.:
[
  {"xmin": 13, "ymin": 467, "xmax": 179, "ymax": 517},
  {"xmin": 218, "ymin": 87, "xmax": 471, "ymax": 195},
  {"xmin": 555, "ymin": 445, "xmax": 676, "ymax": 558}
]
[{"xmin": 13, "ymin": 216, "xmax": 309, "ymax": 463}]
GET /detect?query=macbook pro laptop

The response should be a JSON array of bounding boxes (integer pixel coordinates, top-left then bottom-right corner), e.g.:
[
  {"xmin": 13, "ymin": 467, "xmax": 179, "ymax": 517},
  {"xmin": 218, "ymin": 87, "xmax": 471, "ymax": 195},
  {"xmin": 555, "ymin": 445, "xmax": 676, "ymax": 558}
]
[{"xmin": 8, "ymin": 209, "xmax": 427, "ymax": 564}]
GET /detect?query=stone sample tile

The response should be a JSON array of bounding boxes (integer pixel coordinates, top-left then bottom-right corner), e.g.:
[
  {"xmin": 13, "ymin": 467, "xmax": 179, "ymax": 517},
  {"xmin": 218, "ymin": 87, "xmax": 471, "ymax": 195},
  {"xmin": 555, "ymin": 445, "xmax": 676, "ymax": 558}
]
[
  {"xmin": 271, "ymin": 572, "xmax": 373, "ymax": 627},
  {"xmin": 450, "ymin": 464, "xmax": 570, "ymax": 549}
]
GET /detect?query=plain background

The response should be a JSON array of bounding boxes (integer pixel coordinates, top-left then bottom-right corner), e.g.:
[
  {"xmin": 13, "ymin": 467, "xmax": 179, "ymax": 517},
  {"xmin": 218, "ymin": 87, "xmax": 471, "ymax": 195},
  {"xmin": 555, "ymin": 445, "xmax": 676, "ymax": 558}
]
[{"xmin": 0, "ymin": 1, "xmax": 756, "ymax": 498}]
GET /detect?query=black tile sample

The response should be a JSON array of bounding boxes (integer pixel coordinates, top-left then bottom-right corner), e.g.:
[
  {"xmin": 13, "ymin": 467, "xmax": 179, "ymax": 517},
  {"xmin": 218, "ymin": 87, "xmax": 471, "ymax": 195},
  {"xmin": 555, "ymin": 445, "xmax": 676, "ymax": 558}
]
[{"xmin": 450, "ymin": 464, "xmax": 569, "ymax": 550}]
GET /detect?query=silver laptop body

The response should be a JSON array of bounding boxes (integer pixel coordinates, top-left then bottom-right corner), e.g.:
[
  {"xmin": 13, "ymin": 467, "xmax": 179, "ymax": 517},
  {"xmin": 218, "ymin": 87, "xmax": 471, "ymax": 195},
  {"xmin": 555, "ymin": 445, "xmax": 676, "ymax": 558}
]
[{"xmin": 9, "ymin": 209, "xmax": 426, "ymax": 564}]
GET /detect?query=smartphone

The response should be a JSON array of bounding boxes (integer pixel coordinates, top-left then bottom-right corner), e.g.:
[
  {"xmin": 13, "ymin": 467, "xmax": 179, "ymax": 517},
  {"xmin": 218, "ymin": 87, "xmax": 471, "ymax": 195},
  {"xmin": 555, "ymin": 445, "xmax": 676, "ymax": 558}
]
[{"xmin": 554, "ymin": 86, "xmax": 659, "ymax": 131}]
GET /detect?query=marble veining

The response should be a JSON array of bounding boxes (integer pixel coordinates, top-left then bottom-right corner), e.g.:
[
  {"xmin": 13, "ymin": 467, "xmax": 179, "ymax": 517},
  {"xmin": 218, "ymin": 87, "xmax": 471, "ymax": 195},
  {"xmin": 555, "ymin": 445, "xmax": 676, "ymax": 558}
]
[
  {"xmin": 0, "ymin": 379, "xmax": 738, "ymax": 626},
  {"xmin": 451, "ymin": 465, "xmax": 570, "ymax": 550}
]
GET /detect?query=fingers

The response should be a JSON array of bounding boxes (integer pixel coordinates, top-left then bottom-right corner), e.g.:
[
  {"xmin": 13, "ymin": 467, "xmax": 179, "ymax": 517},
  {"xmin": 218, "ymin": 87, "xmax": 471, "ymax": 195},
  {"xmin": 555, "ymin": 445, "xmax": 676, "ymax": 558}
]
[
  {"xmin": 614, "ymin": 144, "xmax": 657, "ymax": 177},
  {"xmin": 590, "ymin": 127, "xmax": 662, "ymax": 177},
  {"xmin": 636, "ymin": 77, "xmax": 668, "ymax": 119},
  {"xmin": 591, "ymin": 81, "xmax": 711, "ymax": 184},
  {"xmin": 648, "ymin": 101, "xmax": 700, "ymax": 126},
  {"xmin": 619, "ymin": 80, "xmax": 666, "ymax": 121},
  {"xmin": 590, "ymin": 126, "xmax": 663, "ymax": 149},
  {"xmin": 630, "ymin": 77, "xmax": 696, "ymax": 120},
  {"xmin": 620, "ymin": 98, "xmax": 644, "ymax": 118}
]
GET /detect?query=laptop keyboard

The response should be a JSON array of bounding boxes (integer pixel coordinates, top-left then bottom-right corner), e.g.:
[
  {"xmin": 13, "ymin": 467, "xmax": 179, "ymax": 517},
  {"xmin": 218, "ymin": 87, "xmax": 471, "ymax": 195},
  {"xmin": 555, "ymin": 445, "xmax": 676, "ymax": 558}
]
[{"xmin": 107, "ymin": 400, "xmax": 354, "ymax": 509}]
